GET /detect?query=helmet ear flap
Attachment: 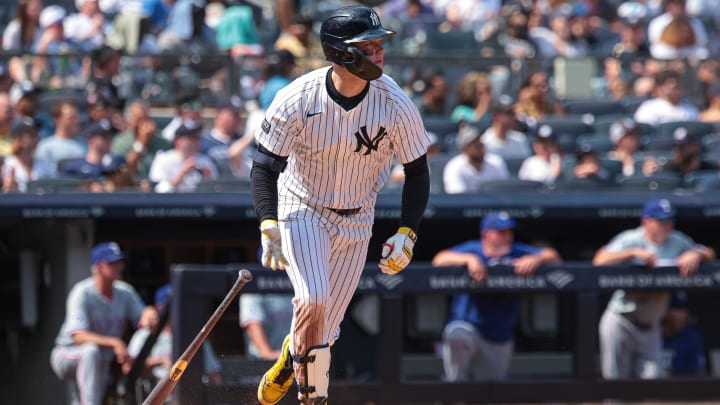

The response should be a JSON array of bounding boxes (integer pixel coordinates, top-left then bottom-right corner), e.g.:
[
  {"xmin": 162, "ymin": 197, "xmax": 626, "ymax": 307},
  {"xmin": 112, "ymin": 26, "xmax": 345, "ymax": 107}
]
[{"xmin": 341, "ymin": 46, "xmax": 383, "ymax": 81}]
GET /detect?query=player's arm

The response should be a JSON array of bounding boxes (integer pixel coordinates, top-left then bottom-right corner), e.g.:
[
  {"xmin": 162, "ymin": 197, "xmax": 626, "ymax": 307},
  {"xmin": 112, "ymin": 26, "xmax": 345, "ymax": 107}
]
[
  {"xmin": 379, "ymin": 154, "xmax": 429, "ymax": 275},
  {"xmin": 251, "ymin": 144, "xmax": 290, "ymax": 270},
  {"xmin": 243, "ymin": 321, "xmax": 281, "ymax": 360},
  {"xmin": 72, "ymin": 331, "xmax": 130, "ymax": 364}
]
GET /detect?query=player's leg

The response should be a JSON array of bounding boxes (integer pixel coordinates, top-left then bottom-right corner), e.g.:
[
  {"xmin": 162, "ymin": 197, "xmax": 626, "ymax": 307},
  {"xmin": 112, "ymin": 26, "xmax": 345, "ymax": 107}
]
[
  {"xmin": 441, "ymin": 320, "xmax": 481, "ymax": 381},
  {"xmin": 599, "ymin": 310, "xmax": 633, "ymax": 379},
  {"xmin": 635, "ymin": 326, "xmax": 664, "ymax": 379},
  {"xmin": 473, "ymin": 336, "xmax": 514, "ymax": 380},
  {"xmin": 50, "ymin": 344, "xmax": 107, "ymax": 405},
  {"xmin": 280, "ymin": 214, "xmax": 333, "ymax": 403}
]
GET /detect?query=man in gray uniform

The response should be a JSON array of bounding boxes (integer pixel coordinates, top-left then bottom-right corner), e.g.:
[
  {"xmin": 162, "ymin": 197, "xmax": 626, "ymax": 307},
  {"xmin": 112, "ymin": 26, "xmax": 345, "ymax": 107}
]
[
  {"xmin": 50, "ymin": 242, "xmax": 158, "ymax": 405},
  {"xmin": 593, "ymin": 199, "xmax": 714, "ymax": 379}
]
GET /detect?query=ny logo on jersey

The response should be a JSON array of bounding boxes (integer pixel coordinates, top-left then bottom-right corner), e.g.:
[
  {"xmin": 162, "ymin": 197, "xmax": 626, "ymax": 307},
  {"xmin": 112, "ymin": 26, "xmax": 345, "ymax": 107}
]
[{"xmin": 354, "ymin": 126, "xmax": 387, "ymax": 155}]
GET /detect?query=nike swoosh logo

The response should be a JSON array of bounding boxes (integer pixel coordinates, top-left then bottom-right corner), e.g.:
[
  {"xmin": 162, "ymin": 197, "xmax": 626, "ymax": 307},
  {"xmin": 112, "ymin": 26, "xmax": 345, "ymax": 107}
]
[{"xmin": 307, "ymin": 112, "xmax": 322, "ymax": 118}]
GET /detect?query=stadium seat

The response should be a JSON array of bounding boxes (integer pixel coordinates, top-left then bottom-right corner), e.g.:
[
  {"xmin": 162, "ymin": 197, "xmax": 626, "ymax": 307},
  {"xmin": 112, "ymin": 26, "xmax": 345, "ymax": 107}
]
[
  {"xmin": 536, "ymin": 116, "xmax": 595, "ymax": 137},
  {"xmin": 428, "ymin": 154, "xmax": 453, "ymax": 193},
  {"xmin": 656, "ymin": 121, "xmax": 717, "ymax": 138},
  {"xmin": 563, "ymin": 99, "xmax": 626, "ymax": 117},
  {"xmin": 422, "ymin": 29, "xmax": 478, "ymax": 55},
  {"xmin": 619, "ymin": 96, "xmax": 648, "ymax": 115},
  {"xmin": 643, "ymin": 135, "xmax": 676, "ymax": 151},
  {"xmin": 423, "ymin": 117, "xmax": 459, "ymax": 138},
  {"xmin": 618, "ymin": 173, "xmax": 683, "ymax": 191},
  {"xmin": 504, "ymin": 157, "xmax": 526, "ymax": 178},
  {"xmin": 684, "ymin": 170, "xmax": 720, "ymax": 191},
  {"xmin": 477, "ymin": 179, "xmax": 547, "ymax": 192},
  {"xmin": 551, "ymin": 177, "xmax": 619, "ymax": 190},
  {"xmin": 576, "ymin": 133, "xmax": 614, "ymax": 154},
  {"xmin": 26, "ymin": 178, "xmax": 86, "ymax": 194}
]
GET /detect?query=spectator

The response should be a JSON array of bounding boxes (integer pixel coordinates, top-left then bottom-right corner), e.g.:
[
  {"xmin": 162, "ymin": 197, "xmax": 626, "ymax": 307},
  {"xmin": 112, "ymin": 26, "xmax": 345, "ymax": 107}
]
[
  {"xmin": 200, "ymin": 96, "xmax": 253, "ymax": 178},
  {"xmin": 49, "ymin": 242, "xmax": 159, "ymax": 405},
  {"xmin": 646, "ymin": 127, "xmax": 717, "ymax": 176},
  {"xmin": 431, "ymin": 0, "xmax": 501, "ymax": 33},
  {"xmin": 215, "ymin": 2, "xmax": 263, "ymax": 58},
  {"xmin": 274, "ymin": 14, "xmax": 320, "ymax": 71},
  {"xmin": 443, "ymin": 124, "xmax": 510, "ymax": 194},
  {"xmin": 481, "ymin": 99, "xmax": 532, "ymax": 161},
  {"xmin": 59, "ymin": 119, "xmax": 124, "ymax": 182},
  {"xmin": 662, "ymin": 291, "xmax": 707, "ymax": 376},
  {"xmin": 0, "ymin": 92, "xmax": 15, "ymax": 158},
  {"xmin": 32, "ymin": 5, "xmax": 83, "ymax": 88},
  {"xmin": 450, "ymin": 71, "xmax": 493, "ymax": 126},
  {"xmin": 158, "ymin": 0, "xmax": 216, "ymax": 54},
  {"xmin": 10, "ymin": 80, "xmax": 41, "ymax": 125},
  {"xmin": 433, "ymin": 211, "xmax": 562, "ymax": 381},
  {"xmin": 64, "ymin": 0, "xmax": 107, "ymax": 51},
  {"xmin": 699, "ymin": 83, "xmax": 720, "ymax": 122},
  {"xmin": 239, "ymin": 274, "xmax": 294, "ymax": 360},
  {"xmin": 127, "ymin": 285, "xmax": 222, "ymax": 387},
  {"xmin": 530, "ymin": 11, "xmax": 589, "ymax": 58},
  {"xmin": 88, "ymin": 46, "xmax": 122, "ymax": 99},
  {"xmin": 612, "ymin": 4, "xmax": 651, "ymax": 59},
  {"xmin": 518, "ymin": 125, "xmax": 564, "ymax": 184},
  {"xmin": 495, "ymin": 4, "xmax": 538, "ymax": 59},
  {"xmin": 413, "ymin": 70, "xmax": 449, "ymax": 117},
  {"xmin": 571, "ymin": 145, "xmax": 610, "ymax": 181},
  {"xmin": 2, "ymin": 120, "xmax": 55, "ymax": 193},
  {"xmin": 161, "ymin": 91, "xmax": 202, "ymax": 142},
  {"xmin": 390, "ymin": 132, "xmax": 442, "ymax": 187},
  {"xmin": 111, "ymin": 100, "xmax": 171, "ymax": 178},
  {"xmin": 2, "ymin": 0, "xmax": 43, "ymax": 52},
  {"xmin": 593, "ymin": 198, "xmax": 715, "ymax": 379},
  {"xmin": 86, "ymin": 81, "xmax": 127, "ymax": 133},
  {"xmin": 149, "ymin": 121, "xmax": 218, "ymax": 193},
  {"xmin": 258, "ymin": 50, "xmax": 297, "ymax": 110},
  {"xmin": 86, "ymin": 154, "xmax": 140, "ymax": 192},
  {"xmin": 35, "ymin": 100, "xmax": 84, "ymax": 169},
  {"xmin": 634, "ymin": 69, "xmax": 699, "ymax": 126},
  {"xmin": 648, "ymin": 0, "xmax": 708, "ymax": 60},
  {"xmin": 514, "ymin": 71, "xmax": 564, "ymax": 126},
  {"xmin": 606, "ymin": 118, "xmax": 643, "ymax": 177}
]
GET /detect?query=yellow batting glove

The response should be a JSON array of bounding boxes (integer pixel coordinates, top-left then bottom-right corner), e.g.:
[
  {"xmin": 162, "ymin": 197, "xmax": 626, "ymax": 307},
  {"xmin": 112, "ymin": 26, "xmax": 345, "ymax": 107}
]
[
  {"xmin": 379, "ymin": 227, "xmax": 417, "ymax": 275},
  {"xmin": 260, "ymin": 219, "xmax": 289, "ymax": 271}
]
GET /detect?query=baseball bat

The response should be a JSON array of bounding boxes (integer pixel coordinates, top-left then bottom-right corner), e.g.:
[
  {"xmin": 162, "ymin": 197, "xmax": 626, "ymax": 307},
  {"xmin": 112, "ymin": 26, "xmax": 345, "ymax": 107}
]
[{"xmin": 142, "ymin": 269, "xmax": 253, "ymax": 405}]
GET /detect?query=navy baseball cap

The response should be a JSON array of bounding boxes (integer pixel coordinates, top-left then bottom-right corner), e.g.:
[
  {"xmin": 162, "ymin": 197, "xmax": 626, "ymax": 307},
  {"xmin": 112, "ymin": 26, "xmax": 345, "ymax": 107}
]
[
  {"xmin": 642, "ymin": 198, "xmax": 676, "ymax": 220},
  {"xmin": 91, "ymin": 242, "xmax": 126, "ymax": 264},
  {"xmin": 669, "ymin": 291, "xmax": 688, "ymax": 309},
  {"xmin": 481, "ymin": 211, "xmax": 516, "ymax": 232},
  {"xmin": 154, "ymin": 284, "xmax": 172, "ymax": 308}
]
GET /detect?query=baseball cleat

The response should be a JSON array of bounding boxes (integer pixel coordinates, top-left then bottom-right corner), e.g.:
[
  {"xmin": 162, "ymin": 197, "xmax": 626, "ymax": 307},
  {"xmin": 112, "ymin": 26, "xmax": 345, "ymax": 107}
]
[{"xmin": 258, "ymin": 334, "xmax": 294, "ymax": 405}]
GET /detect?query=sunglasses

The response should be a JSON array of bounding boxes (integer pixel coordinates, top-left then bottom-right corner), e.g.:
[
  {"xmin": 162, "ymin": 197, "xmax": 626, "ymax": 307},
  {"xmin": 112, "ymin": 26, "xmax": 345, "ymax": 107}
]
[{"xmin": 181, "ymin": 100, "xmax": 202, "ymax": 112}]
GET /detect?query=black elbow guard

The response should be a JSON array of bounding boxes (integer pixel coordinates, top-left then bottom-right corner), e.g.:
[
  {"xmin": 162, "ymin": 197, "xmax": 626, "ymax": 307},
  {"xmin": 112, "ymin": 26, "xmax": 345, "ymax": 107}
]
[{"xmin": 253, "ymin": 145, "xmax": 288, "ymax": 173}]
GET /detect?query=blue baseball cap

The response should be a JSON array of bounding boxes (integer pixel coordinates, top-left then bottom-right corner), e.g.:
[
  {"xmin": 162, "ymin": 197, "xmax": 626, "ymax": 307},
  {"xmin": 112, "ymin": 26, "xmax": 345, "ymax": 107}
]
[
  {"xmin": 642, "ymin": 198, "xmax": 676, "ymax": 220},
  {"xmin": 154, "ymin": 284, "xmax": 172, "ymax": 308},
  {"xmin": 481, "ymin": 211, "xmax": 516, "ymax": 232},
  {"xmin": 91, "ymin": 242, "xmax": 126, "ymax": 264}
]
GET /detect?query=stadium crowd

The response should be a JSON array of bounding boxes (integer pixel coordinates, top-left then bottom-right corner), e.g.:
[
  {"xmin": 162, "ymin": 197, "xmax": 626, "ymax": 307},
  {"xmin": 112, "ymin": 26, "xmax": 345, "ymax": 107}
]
[{"xmin": 0, "ymin": 0, "xmax": 718, "ymax": 194}]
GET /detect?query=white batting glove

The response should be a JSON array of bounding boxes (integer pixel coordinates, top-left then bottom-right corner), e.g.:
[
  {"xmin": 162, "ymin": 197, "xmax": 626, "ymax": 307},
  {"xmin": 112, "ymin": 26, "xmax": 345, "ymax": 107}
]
[
  {"xmin": 379, "ymin": 227, "xmax": 417, "ymax": 275},
  {"xmin": 260, "ymin": 219, "xmax": 289, "ymax": 271}
]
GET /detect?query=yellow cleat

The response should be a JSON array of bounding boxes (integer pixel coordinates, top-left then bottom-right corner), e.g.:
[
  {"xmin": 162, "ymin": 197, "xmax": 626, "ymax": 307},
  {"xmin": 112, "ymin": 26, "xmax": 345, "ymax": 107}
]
[{"xmin": 257, "ymin": 334, "xmax": 295, "ymax": 405}]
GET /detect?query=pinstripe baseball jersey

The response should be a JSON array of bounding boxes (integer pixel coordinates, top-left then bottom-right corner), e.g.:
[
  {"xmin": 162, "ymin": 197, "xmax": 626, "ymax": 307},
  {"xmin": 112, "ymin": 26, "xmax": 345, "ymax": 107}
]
[{"xmin": 255, "ymin": 66, "xmax": 430, "ymax": 209}]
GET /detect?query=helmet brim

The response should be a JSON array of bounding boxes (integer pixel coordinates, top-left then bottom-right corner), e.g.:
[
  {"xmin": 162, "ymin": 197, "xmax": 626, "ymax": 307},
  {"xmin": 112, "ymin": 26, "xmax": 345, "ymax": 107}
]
[{"xmin": 344, "ymin": 27, "xmax": 395, "ymax": 44}]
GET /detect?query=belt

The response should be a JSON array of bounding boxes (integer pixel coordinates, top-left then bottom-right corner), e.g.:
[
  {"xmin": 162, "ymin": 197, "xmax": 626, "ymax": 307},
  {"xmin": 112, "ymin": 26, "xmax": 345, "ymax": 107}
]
[{"xmin": 327, "ymin": 207, "xmax": 361, "ymax": 216}]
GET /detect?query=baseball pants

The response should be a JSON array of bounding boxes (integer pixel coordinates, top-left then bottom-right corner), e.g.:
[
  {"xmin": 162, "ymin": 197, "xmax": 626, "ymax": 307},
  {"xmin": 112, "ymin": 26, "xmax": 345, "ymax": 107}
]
[
  {"xmin": 50, "ymin": 344, "xmax": 112, "ymax": 405},
  {"xmin": 278, "ymin": 199, "xmax": 373, "ymax": 357},
  {"xmin": 599, "ymin": 309, "xmax": 664, "ymax": 379},
  {"xmin": 441, "ymin": 320, "xmax": 513, "ymax": 381}
]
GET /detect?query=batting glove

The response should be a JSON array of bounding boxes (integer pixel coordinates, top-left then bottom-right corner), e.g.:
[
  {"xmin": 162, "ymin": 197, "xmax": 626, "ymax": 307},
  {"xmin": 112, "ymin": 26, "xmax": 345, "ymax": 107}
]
[
  {"xmin": 379, "ymin": 227, "xmax": 417, "ymax": 275},
  {"xmin": 260, "ymin": 219, "xmax": 289, "ymax": 271}
]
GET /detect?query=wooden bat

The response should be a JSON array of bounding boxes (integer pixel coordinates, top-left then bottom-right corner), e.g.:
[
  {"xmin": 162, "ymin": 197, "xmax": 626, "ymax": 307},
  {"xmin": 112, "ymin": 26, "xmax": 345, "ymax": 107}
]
[{"xmin": 143, "ymin": 269, "xmax": 253, "ymax": 405}]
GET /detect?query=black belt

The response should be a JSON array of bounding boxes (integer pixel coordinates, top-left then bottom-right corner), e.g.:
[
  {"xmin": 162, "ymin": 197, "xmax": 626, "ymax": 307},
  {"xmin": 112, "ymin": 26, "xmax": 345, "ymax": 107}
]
[{"xmin": 327, "ymin": 207, "xmax": 361, "ymax": 216}]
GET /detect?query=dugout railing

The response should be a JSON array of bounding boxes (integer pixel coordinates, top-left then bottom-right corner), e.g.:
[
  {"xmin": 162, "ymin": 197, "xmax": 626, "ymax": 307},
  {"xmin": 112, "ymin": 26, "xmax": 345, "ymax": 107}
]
[{"xmin": 170, "ymin": 263, "xmax": 720, "ymax": 405}]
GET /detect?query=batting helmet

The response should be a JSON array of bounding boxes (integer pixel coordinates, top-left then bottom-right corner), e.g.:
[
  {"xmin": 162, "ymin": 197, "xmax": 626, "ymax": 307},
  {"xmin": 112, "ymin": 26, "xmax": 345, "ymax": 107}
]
[{"xmin": 320, "ymin": 6, "xmax": 395, "ymax": 81}]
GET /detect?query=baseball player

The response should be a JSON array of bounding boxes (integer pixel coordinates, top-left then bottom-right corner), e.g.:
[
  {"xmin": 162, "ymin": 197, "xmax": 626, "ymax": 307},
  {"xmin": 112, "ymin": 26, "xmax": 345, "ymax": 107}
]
[
  {"xmin": 251, "ymin": 5, "xmax": 430, "ymax": 404},
  {"xmin": 50, "ymin": 242, "xmax": 158, "ymax": 405},
  {"xmin": 593, "ymin": 199, "xmax": 715, "ymax": 379}
]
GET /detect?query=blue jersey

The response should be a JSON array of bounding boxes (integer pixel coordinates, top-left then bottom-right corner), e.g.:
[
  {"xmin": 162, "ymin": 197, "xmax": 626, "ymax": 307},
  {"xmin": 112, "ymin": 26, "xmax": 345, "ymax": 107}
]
[
  {"xmin": 664, "ymin": 327, "xmax": 706, "ymax": 375},
  {"xmin": 447, "ymin": 240, "xmax": 541, "ymax": 343}
]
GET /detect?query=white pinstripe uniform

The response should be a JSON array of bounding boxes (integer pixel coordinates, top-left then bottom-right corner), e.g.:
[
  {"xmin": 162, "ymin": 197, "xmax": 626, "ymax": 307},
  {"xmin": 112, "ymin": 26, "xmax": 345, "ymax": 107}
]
[{"xmin": 255, "ymin": 66, "xmax": 430, "ymax": 356}]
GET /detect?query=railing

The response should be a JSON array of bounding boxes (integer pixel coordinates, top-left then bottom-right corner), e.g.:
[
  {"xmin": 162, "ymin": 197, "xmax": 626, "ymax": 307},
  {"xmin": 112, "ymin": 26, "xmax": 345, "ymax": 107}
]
[{"xmin": 170, "ymin": 263, "xmax": 720, "ymax": 404}]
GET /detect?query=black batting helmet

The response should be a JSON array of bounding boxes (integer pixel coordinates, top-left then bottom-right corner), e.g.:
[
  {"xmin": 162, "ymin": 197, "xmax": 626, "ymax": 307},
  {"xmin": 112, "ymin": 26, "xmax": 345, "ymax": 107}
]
[{"xmin": 320, "ymin": 6, "xmax": 394, "ymax": 80}]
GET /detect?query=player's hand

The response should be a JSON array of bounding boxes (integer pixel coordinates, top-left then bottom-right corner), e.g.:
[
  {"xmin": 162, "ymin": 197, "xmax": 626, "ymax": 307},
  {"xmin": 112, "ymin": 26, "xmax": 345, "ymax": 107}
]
[
  {"xmin": 112, "ymin": 338, "xmax": 130, "ymax": 364},
  {"xmin": 260, "ymin": 219, "xmax": 289, "ymax": 270},
  {"xmin": 513, "ymin": 255, "xmax": 543, "ymax": 276},
  {"xmin": 465, "ymin": 254, "xmax": 487, "ymax": 282},
  {"xmin": 677, "ymin": 250, "xmax": 703, "ymax": 277},
  {"xmin": 379, "ymin": 227, "xmax": 417, "ymax": 275},
  {"xmin": 139, "ymin": 306, "xmax": 159, "ymax": 331},
  {"xmin": 631, "ymin": 248, "xmax": 656, "ymax": 267}
]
